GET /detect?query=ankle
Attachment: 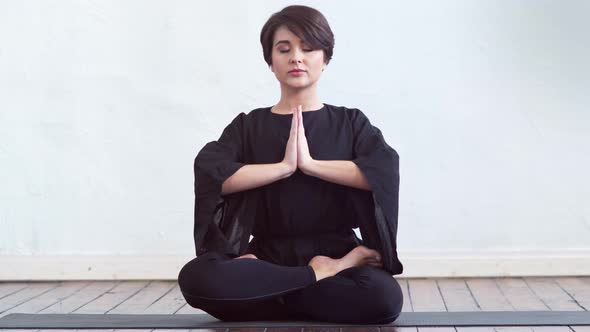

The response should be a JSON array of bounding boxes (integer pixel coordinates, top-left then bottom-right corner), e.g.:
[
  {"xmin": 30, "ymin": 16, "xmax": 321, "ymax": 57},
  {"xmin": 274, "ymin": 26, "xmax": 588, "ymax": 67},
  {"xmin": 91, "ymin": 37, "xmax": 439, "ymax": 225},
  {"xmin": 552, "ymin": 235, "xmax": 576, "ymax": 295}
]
[{"xmin": 308, "ymin": 255, "xmax": 337, "ymax": 281}]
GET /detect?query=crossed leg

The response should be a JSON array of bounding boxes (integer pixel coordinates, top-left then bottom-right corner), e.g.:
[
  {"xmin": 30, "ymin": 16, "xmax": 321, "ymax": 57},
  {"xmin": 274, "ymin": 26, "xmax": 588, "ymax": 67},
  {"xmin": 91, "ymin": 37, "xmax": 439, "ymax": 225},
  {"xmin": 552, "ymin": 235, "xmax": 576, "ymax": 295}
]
[{"xmin": 177, "ymin": 246, "xmax": 402, "ymax": 323}]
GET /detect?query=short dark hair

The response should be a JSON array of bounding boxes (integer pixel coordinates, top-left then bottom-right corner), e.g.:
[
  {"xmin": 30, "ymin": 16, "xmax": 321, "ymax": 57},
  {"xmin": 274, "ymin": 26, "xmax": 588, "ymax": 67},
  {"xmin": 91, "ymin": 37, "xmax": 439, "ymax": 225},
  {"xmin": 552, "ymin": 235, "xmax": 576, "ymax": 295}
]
[{"xmin": 260, "ymin": 5, "xmax": 335, "ymax": 67}]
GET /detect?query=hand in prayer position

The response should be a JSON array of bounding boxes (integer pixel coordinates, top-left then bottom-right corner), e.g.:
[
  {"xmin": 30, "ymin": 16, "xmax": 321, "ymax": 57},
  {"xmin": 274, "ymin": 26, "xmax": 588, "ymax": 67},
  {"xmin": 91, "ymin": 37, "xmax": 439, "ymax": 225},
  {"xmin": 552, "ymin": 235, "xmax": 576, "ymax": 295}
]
[{"xmin": 282, "ymin": 104, "xmax": 313, "ymax": 175}]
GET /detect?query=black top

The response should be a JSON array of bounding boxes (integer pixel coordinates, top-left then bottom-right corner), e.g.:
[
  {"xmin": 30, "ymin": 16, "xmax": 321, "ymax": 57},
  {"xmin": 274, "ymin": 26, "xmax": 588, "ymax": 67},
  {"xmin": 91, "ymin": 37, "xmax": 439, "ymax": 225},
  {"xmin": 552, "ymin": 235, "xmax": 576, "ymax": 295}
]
[
  {"xmin": 193, "ymin": 103, "xmax": 404, "ymax": 275},
  {"xmin": 245, "ymin": 104, "xmax": 360, "ymax": 266}
]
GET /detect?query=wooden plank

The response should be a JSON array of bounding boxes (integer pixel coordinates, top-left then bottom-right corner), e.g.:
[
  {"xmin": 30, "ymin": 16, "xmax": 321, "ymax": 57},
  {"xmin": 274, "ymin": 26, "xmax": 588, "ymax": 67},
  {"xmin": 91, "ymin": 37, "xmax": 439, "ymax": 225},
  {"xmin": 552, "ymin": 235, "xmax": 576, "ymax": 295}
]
[
  {"xmin": 142, "ymin": 283, "xmax": 188, "ymax": 314},
  {"xmin": 554, "ymin": 277, "xmax": 590, "ymax": 310},
  {"xmin": 38, "ymin": 281, "xmax": 118, "ymax": 314},
  {"xmin": 437, "ymin": 278, "xmax": 494, "ymax": 332},
  {"xmin": 110, "ymin": 281, "xmax": 175, "ymax": 332},
  {"xmin": 1, "ymin": 281, "xmax": 89, "ymax": 317},
  {"xmin": 494, "ymin": 278, "xmax": 548, "ymax": 311},
  {"xmin": 407, "ymin": 278, "xmax": 455, "ymax": 332},
  {"xmin": 438, "ymin": 278, "xmax": 481, "ymax": 311},
  {"xmin": 523, "ymin": 277, "xmax": 582, "ymax": 332},
  {"xmin": 399, "ymin": 278, "xmax": 413, "ymax": 313},
  {"xmin": 0, "ymin": 282, "xmax": 29, "ymax": 299},
  {"xmin": 109, "ymin": 281, "xmax": 175, "ymax": 314},
  {"xmin": 0, "ymin": 282, "xmax": 60, "ymax": 318},
  {"xmin": 465, "ymin": 279, "xmax": 513, "ymax": 311},
  {"xmin": 3, "ymin": 278, "xmax": 584, "ymax": 332},
  {"xmin": 523, "ymin": 277, "xmax": 583, "ymax": 311},
  {"xmin": 73, "ymin": 281, "xmax": 149, "ymax": 314},
  {"xmin": 113, "ymin": 281, "xmax": 194, "ymax": 332},
  {"xmin": 408, "ymin": 279, "xmax": 448, "ymax": 312},
  {"xmin": 38, "ymin": 286, "xmax": 116, "ymax": 332},
  {"xmin": 465, "ymin": 278, "xmax": 532, "ymax": 332},
  {"xmin": 60, "ymin": 281, "xmax": 151, "ymax": 332},
  {"xmin": 68, "ymin": 281, "xmax": 146, "ymax": 332},
  {"xmin": 35, "ymin": 281, "xmax": 118, "ymax": 332},
  {"xmin": 494, "ymin": 277, "xmax": 551, "ymax": 332},
  {"xmin": 554, "ymin": 277, "xmax": 590, "ymax": 332},
  {"xmin": 176, "ymin": 302, "xmax": 200, "ymax": 314}
]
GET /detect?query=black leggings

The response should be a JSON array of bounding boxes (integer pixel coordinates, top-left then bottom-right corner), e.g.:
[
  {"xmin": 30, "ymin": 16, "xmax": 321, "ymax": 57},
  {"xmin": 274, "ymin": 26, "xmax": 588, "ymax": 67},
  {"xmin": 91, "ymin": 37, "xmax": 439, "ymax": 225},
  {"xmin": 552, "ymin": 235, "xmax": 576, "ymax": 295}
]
[{"xmin": 177, "ymin": 251, "xmax": 403, "ymax": 324}]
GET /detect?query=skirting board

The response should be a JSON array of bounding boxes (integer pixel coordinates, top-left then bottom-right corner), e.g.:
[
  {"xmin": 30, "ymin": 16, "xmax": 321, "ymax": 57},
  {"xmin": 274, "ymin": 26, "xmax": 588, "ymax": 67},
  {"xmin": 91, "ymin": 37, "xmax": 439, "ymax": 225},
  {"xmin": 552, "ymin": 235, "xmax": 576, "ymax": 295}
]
[{"xmin": 1, "ymin": 249, "xmax": 589, "ymax": 280}]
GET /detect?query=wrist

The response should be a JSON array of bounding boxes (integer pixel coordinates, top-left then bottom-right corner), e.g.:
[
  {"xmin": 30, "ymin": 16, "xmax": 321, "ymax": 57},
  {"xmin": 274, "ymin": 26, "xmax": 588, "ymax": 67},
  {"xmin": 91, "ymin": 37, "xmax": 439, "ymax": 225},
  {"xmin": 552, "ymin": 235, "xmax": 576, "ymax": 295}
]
[
  {"xmin": 278, "ymin": 162, "xmax": 296, "ymax": 178},
  {"xmin": 300, "ymin": 158, "xmax": 317, "ymax": 176}
]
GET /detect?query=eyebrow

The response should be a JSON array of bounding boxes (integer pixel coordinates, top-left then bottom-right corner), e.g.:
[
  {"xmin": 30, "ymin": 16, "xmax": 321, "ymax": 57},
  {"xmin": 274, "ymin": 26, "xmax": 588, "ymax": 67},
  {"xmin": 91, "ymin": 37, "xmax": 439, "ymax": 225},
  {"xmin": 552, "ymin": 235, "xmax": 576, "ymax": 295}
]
[
  {"xmin": 274, "ymin": 40, "xmax": 308, "ymax": 47},
  {"xmin": 274, "ymin": 40, "xmax": 291, "ymax": 47}
]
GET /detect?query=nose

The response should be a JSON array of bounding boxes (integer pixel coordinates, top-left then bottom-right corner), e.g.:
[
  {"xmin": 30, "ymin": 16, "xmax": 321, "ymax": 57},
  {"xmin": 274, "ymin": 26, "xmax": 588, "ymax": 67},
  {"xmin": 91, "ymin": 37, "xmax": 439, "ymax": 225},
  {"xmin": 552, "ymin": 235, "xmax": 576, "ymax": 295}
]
[{"xmin": 290, "ymin": 49, "xmax": 304, "ymax": 64}]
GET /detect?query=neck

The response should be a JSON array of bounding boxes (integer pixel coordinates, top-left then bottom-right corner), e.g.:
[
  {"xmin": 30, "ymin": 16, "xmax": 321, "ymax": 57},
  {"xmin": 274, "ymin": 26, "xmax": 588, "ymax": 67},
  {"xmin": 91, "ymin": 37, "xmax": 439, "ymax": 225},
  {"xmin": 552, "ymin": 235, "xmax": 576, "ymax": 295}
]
[{"xmin": 273, "ymin": 82, "xmax": 323, "ymax": 113}]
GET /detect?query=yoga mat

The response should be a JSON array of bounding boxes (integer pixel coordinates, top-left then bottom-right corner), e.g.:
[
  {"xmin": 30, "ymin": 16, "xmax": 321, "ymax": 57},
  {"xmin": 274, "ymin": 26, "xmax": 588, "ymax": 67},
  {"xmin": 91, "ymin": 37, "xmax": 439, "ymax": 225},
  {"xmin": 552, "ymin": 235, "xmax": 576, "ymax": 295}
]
[{"xmin": 1, "ymin": 311, "xmax": 590, "ymax": 329}]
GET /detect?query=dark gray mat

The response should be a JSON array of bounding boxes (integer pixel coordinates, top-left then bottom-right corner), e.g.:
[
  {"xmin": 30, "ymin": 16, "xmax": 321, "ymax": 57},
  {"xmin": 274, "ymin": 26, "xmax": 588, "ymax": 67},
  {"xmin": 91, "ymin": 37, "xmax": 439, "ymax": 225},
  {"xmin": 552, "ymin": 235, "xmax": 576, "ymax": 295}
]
[{"xmin": 1, "ymin": 311, "xmax": 590, "ymax": 328}]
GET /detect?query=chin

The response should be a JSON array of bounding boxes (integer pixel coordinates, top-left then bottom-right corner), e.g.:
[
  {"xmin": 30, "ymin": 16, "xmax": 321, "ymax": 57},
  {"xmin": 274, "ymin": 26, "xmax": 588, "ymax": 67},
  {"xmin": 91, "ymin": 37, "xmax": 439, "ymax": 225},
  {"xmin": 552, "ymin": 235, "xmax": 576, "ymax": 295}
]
[{"xmin": 280, "ymin": 81, "xmax": 311, "ymax": 89}]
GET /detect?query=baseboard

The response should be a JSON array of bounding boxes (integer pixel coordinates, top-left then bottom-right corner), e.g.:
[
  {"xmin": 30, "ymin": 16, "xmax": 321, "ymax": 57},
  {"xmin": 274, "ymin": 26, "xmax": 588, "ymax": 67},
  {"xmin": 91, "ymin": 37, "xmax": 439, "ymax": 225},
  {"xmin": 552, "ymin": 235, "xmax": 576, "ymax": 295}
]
[{"xmin": 1, "ymin": 249, "xmax": 589, "ymax": 280}]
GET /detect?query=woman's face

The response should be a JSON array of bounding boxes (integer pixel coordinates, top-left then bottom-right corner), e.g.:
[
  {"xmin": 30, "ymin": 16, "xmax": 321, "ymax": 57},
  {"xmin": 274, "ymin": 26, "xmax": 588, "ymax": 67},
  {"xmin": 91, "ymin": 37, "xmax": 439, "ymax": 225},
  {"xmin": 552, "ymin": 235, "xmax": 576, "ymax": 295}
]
[{"xmin": 270, "ymin": 25, "xmax": 327, "ymax": 90}]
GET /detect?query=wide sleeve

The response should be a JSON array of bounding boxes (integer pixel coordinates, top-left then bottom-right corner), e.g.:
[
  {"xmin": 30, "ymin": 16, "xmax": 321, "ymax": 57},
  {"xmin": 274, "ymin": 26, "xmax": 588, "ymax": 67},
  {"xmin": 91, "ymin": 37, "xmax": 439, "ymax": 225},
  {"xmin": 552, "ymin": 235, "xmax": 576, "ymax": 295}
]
[
  {"xmin": 193, "ymin": 113, "xmax": 247, "ymax": 256},
  {"xmin": 349, "ymin": 109, "xmax": 404, "ymax": 275}
]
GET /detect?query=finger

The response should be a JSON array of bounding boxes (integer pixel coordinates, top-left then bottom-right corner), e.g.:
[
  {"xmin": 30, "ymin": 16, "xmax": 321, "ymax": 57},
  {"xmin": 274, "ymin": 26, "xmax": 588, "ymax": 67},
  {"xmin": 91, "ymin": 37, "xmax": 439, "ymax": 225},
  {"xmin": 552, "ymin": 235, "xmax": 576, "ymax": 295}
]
[
  {"xmin": 290, "ymin": 118, "xmax": 296, "ymax": 140},
  {"xmin": 291, "ymin": 110, "xmax": 297, "ymax": 131},
  {"xmin": 292, "ymin": 107, "xmax": 298, "ymax": 133},
  {"xmin": 294, "ymin": 107, "xmax": 299, "ymax": 131},
  {"xmin": 298, "ymin": 107, "xmax": 304, "ymax": 131}
]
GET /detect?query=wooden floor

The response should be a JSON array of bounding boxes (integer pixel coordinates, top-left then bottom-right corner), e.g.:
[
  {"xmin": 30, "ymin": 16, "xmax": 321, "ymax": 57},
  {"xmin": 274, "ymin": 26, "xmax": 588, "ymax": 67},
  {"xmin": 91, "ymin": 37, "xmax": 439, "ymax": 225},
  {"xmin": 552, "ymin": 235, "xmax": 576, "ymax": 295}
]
[{"xmin": 0, "ymin": 277, "xmax": 589, "ymax": 332}]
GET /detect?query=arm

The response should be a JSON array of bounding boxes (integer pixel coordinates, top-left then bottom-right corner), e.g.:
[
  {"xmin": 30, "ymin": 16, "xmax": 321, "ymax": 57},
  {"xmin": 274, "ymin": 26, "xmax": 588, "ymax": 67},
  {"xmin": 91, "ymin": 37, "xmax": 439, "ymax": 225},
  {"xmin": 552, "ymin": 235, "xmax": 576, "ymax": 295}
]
[
  {"xmin": 221, "ymin": 162, "xmax": 294, "ymax": 195},
  {"xmin": 293, "ymin": 106, "xmax": 371, "ymax": 191},
  {"xmin": 301, "ymin": 160, "xmax": 371, "ymax": 191},
  {"xmin": 221, "ymin": 106, "xmax": 301, "ymax": 195}
]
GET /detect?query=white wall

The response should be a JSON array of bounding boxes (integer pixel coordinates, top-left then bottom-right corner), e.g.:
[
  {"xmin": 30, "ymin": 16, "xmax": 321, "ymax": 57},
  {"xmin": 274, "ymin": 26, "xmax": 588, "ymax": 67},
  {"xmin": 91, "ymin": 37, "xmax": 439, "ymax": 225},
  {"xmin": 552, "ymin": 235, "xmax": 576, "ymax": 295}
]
[{"xmin": 1, "ymin": 0, "xmax": 589, "ymax": 280}]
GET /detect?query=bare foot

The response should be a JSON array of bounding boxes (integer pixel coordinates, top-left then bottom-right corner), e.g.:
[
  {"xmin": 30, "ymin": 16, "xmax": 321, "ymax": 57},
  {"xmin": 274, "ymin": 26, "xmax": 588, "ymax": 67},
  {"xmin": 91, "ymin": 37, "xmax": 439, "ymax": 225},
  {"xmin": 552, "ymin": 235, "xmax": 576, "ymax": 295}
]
[
  {"xmin": 307, "ymin": 245, "xmax": 382, "ymax": 281},
  {"xmin": 235, "ymin": 254, "xmax": 258, "ymax": 259}
]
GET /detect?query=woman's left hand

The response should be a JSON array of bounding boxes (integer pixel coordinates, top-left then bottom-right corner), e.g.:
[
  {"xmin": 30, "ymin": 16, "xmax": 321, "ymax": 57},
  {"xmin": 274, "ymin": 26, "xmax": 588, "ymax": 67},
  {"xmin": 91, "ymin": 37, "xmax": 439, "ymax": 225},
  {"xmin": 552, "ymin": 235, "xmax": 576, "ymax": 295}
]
[{"xmin": 296, "ymin": 105, "xmax": 315, "ymax": 172}]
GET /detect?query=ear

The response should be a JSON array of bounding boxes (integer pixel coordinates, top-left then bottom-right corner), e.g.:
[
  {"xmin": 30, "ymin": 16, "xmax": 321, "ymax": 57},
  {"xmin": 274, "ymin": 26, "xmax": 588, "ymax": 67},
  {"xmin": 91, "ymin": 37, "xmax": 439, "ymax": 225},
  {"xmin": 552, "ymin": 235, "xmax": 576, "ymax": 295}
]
[{"xmin": 269, "ymin": 64, "xmax": 274, "ymax": 73}]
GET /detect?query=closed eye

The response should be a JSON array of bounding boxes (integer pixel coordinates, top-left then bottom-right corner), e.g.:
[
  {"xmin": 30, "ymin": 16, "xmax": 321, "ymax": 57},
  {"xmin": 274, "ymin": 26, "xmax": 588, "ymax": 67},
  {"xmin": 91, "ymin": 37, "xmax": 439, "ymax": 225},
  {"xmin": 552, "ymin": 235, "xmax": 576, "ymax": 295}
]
[{"xmin": 279, "ymin": 49, "xmax": 314, "ymax": 53}]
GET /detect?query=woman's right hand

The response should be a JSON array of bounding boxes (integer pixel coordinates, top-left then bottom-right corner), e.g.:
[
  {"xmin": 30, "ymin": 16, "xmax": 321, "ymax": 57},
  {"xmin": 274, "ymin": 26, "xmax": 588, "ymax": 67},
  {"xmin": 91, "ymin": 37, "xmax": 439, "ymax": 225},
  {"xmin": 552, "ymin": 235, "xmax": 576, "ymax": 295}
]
[{"xmin": 281, "ymin": 107, "xmax": 298, "ymax": 175}]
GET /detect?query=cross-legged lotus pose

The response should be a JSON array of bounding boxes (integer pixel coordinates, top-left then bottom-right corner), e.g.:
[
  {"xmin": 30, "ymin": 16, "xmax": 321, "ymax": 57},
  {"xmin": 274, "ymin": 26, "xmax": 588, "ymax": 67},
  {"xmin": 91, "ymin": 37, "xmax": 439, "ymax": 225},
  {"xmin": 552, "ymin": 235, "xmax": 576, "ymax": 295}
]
[{"xmin": 178, "ymin": 5, "xmax": 404, "ymax": 324}]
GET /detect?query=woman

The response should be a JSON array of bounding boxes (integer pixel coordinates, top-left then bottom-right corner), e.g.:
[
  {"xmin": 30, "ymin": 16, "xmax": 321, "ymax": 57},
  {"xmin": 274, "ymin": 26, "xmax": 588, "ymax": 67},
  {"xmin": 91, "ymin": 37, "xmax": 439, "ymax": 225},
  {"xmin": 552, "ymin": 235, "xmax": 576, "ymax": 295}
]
[{"xmin": 178, "ymin": 5, "xmax": 403, "ymax": 324}]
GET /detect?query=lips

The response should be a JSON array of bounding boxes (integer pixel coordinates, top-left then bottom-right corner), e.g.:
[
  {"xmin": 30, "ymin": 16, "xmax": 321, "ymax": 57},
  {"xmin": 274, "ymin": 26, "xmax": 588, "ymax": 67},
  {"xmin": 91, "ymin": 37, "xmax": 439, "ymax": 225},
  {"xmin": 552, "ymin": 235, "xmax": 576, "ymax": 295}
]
[{"xmin": 288, "ymin": 69, "xmax": 306, "ymax": 73}]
